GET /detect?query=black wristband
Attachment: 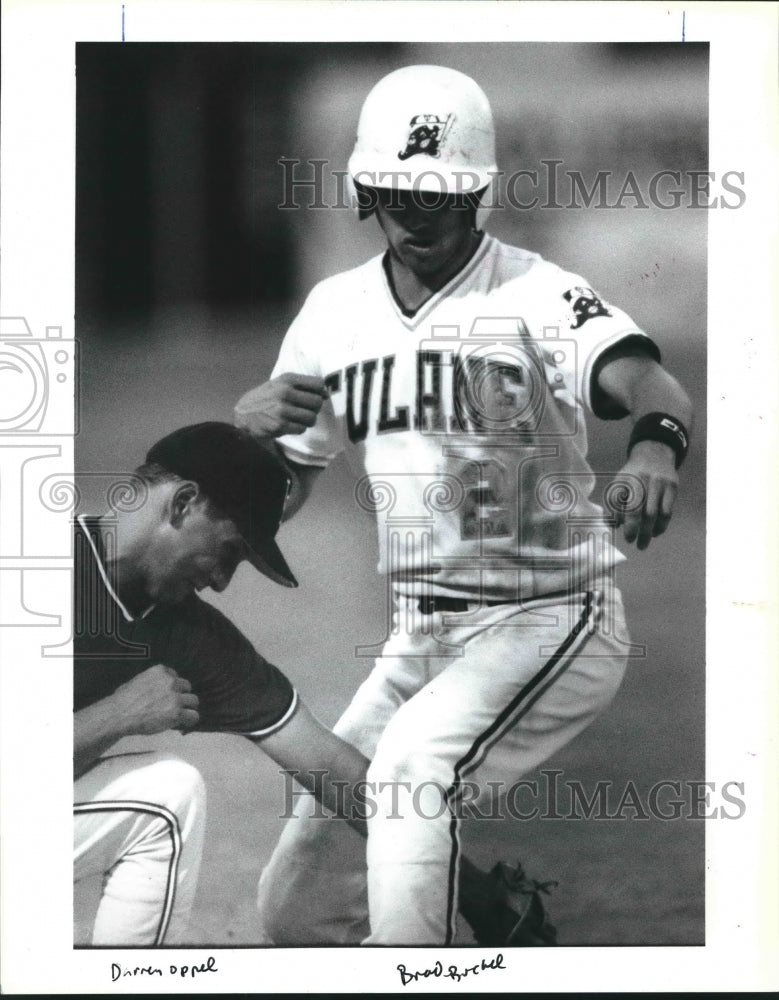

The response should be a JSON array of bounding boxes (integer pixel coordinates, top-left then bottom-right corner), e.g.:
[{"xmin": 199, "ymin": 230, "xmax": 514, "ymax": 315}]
[{"xmin": 627, "ymin": 412, "xmax": 689, "ymax": 469}]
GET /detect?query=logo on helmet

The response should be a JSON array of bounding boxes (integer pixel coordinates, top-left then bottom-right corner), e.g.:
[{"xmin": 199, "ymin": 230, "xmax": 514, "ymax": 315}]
[
  {"xmin": 564, "ymin": 287, "xmax": 612, "ymax": 329},
  {"xmin": 398, "ymin": 113, "xmax": 455, "ymax": 161}
]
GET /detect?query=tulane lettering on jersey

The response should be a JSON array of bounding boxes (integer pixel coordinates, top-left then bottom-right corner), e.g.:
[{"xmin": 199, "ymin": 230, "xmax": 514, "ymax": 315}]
[
  {"xmin": 271, "ymin": 235, "xmax": 655, "ymax": 600},
  {"xmin": 324, "ymin": 328, "xmax": 577, "ymax": 445}
]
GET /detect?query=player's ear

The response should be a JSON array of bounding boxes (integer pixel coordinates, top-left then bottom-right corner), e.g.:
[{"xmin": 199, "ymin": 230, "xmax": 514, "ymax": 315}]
[{"xmin": 169, "ymin": 481, "xmax": 199, "ymax": 527}]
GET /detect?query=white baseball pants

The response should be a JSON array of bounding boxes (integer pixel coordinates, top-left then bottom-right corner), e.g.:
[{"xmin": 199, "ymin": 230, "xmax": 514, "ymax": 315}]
[
  {"xmin": 257, "ymin": 587, "xmax": 630, "ymax": 945},
  {"xmin": 74, "ymin": 751, "xmax": 206, "ymax": 946}
]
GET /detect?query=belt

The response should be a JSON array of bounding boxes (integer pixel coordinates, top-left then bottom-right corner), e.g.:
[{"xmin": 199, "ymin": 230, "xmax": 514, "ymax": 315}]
[{"xmin": 416, "ymin": 595, "xmax": 513, "ymax": 615}]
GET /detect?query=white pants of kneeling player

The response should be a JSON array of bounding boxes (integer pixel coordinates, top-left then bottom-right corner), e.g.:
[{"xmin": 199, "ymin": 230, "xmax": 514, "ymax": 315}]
[
  {"xmin": 74, "ymin": 751, "xmax": 206, "ymax": 946},
  {"xmin": 257, "ymin": 588, "xmax": 629, "ymax": 945}
]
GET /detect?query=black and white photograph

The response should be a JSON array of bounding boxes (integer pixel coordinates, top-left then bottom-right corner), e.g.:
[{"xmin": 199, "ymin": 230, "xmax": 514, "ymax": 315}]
[
  {"xmin": 1, "ymin": 2, "xmax": 777, "ymax": 994},
  {"xmin": 73, "ymin": 38, "xmax": 710, "ymax": 950}
]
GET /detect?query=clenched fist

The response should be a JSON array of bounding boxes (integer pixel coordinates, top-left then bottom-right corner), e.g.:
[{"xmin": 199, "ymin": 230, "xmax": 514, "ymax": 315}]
[
  {"xmin": 110, "ymin": 664, "xmax": 200, "ymax": 736},
  {"xmin": 234, "ymin": 373, "xmax": 326, "ymax": 438}
]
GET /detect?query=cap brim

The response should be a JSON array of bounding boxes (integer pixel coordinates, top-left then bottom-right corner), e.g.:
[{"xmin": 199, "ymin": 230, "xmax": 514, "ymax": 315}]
[{"xmin": 246, "ymin": 539, "xmax": 298, "ymax": 589}]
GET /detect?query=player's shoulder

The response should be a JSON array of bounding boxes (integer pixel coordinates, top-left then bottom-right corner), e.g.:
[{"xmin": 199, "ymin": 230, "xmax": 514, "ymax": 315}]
[
  {"xmin": 484, "ymin": 236, "xmax": 581, "ymax": 290},
  {"xmin": 302, "ymin": 253, "xmax": 384, "ymax": 307},
  {"xmin": 489, "ymin": 237, "xmax": 580, "ymax": 280},
  {"xmin": 157, "ymin": 593, "xmax": 250, "ymax": 649},
  {"xmin": 487, "ymin": 236, "xmax": 543, "ymax": 266}
]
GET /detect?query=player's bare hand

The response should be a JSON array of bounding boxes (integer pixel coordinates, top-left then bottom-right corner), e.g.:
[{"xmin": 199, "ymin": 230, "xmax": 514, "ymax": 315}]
[
  {"xmin": 611, "ymin": 440, "xmax": 679, "ymax": 550},
  {"xmin": 234, "ymin": 373, "xmax": 327, "ymax": 437},
  {"xmin": 110, "ymin": 664, "xmax": 200, "ymax": 736}
]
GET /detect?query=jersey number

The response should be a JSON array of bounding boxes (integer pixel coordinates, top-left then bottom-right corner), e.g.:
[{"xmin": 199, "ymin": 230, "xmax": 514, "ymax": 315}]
[{"xmin": 458, "ymin": 459, "xmax": 512, "ymax": 540}]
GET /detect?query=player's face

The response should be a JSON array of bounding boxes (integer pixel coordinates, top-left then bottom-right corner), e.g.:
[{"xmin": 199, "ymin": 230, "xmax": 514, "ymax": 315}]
[
  {"xmin": 146, "ymin": 499, "xmax": 247, "ymax": 605},
  {"xmin": 373, "ymin": 189, "xmax": 477, "ymax": 283}
]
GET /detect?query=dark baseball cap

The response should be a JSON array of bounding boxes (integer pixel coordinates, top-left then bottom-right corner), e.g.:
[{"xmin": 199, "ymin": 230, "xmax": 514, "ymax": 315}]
[{"xmin": 146, "ymin": 422, "xmax": 298, "ymax": 588}]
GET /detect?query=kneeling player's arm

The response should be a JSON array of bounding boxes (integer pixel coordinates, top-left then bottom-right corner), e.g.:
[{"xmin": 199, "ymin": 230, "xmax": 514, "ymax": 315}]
[
  {"xmin": 251, "ymin": 701, "xmax": 369, "ymax": 838},
  {"xmin": 74, "ymin": 665, "xmax": 199, "ymax": 779},
  {"xmin": 74, "ymin": 701, "xmax": 130, "ymax": 779}
]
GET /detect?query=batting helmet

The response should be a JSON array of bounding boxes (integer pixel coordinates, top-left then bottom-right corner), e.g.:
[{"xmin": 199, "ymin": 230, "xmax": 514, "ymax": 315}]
[{"xmin": 347, "ymin": 65, "xmax": 498, "ymax": 230}]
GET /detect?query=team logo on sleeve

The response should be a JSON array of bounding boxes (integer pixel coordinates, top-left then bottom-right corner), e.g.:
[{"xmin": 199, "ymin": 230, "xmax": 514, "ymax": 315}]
[
  {"xmin": 564, "ymin": 286, "xmax": 612, "ymax": 329},
  {"xmin": 398, "ymin": 113, "xmax": 455, "ymax": 160}
]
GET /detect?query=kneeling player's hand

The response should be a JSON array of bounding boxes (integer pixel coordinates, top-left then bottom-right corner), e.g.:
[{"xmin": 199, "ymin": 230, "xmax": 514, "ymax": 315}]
[
  {"xmin": 235, "ymin": 373, "xmax": 326, "ymax": 437},
  {"xmin": 611, "ymin": 440, "xmax": 679, "ymax": 550},
  {"xmin": 111, "ymin": 664, "xmax": 200, "ymax": 736}
]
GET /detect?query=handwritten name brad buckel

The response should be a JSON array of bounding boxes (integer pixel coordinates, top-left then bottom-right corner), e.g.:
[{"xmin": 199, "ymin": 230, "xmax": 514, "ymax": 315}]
[{"xmin": 398, "ymin": 952, "xmax": 505, "ymax": 986}]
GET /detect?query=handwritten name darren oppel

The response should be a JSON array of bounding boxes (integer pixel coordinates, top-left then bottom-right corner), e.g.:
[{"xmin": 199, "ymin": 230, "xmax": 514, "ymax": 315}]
[
  {"xmin": 398, "ymin": 953, "xmax": 505, "ymax": 986},
  {"xmin": 110, "ymin": 956, "xmax": 218, "ymax": 982}
]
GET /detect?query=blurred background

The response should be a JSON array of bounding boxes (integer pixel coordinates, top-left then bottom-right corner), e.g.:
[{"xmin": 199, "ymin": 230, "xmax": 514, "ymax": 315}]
[{"xmin": 75, "ymin": 42, "xmax": 707, "ymax": 946}]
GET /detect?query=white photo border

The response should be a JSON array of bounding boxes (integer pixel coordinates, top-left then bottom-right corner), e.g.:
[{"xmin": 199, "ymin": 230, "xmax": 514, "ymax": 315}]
[{"xmin": 1, "ymin": 0, "xmax": 777, "ymax": 993}]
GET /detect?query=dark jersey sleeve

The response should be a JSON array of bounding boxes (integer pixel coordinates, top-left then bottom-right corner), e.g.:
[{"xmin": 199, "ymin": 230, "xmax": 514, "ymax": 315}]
[{"xmin": 134, "ymin": 595, "xmax": 296, "ymax": 736}]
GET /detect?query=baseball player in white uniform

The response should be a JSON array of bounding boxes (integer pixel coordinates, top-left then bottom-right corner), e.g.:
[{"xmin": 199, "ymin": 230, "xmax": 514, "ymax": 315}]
[{"xmin": 236, "ymin": 66, "xmax": 693, "ymax": 945}]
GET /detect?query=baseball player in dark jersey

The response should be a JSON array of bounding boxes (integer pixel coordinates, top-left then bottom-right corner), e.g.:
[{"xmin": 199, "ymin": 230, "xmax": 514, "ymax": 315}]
[
  {"xmin": 73, "ymin": 422, "xmax": 374, "ymax": 945},
  {"xmin": 235, "ymin": 66, "xmax": 694, "ymax": 945},
  {"xmin": 74, "ymin": 420, "xmax": 540, "ymax": 947}
]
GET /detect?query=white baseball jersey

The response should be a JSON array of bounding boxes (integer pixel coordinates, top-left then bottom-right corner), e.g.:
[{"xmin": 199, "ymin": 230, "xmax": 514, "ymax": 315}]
[{"xmin": 273, "ymin": 234, "xmax": 658, "ymax": 602}]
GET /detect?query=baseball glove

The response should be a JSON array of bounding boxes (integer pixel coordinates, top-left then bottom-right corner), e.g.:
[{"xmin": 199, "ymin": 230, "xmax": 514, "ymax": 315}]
[{"xmin": 471, "ymin": 861, "xmax": 558, "ymax": 947}]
